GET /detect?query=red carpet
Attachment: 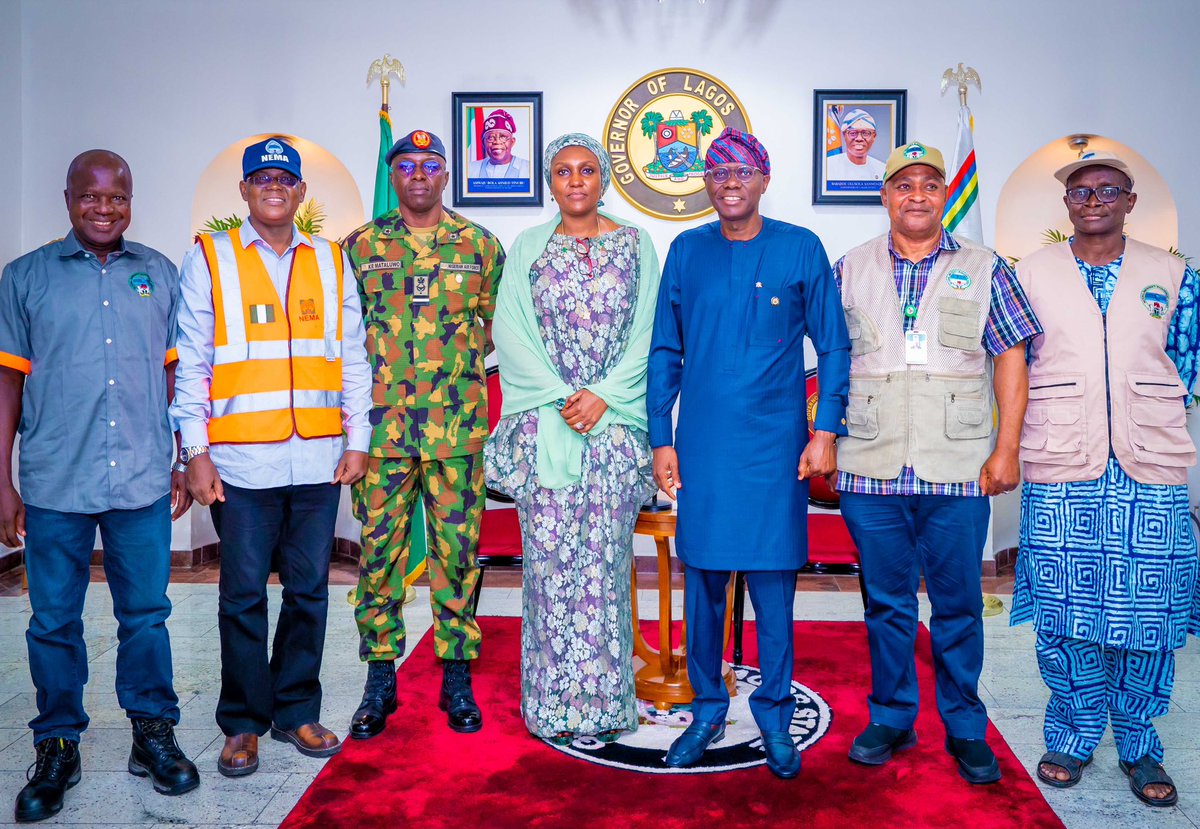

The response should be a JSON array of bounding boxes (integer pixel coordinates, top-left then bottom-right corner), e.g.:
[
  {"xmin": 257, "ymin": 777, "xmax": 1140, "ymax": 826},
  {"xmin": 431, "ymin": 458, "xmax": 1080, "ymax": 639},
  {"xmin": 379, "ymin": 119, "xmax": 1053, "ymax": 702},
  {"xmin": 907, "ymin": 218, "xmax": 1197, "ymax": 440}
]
[{"xmin": 281, "ymin": 619, "xmax": 1063, "ymax": 829}]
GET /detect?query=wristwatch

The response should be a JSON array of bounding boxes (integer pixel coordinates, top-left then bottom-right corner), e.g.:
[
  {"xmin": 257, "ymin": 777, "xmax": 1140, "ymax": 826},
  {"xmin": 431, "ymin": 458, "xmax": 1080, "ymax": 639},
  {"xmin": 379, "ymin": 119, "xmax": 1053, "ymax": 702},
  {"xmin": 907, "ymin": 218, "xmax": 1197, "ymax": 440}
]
[
  {"xmin": 171, "ymin": 461, "xmax": 188, "ymax": 475},
  {"xmin": 179, "ymin": 445, "xmax": 210, "ymax": 464}
]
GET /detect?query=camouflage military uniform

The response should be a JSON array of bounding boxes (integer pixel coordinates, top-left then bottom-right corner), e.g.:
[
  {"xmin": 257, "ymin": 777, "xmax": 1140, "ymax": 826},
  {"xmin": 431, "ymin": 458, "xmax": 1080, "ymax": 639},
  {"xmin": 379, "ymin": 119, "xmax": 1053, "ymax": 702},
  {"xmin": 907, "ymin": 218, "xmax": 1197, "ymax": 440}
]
[{"xmin": 343, "ymin": 207, "xmax": 504, "ymax": 662}]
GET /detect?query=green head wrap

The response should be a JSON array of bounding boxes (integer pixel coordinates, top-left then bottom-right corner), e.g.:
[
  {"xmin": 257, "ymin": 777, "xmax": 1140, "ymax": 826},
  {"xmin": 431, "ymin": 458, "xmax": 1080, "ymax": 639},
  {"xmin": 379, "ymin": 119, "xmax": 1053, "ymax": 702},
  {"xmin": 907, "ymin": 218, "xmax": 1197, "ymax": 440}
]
[{"xmin": 543, "ymin": 132, "xmax": 612, "ymax": 196}]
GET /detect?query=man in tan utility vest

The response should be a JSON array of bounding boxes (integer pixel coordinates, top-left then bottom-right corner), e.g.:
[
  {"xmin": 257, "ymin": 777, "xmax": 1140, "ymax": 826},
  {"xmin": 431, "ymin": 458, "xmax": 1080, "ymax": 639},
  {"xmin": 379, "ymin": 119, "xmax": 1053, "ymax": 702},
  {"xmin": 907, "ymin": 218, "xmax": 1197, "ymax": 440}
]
[
  {"xmin": 1012, "ymin": 151, "xmax": 1199, "ymax": 807},
  {"xmin": 833, "ymin": 142, "xmax": 1041, "ymax": 785},
  {"xmin": 172, "ymin": 137, "xmax": 372, "ymax": 777}
]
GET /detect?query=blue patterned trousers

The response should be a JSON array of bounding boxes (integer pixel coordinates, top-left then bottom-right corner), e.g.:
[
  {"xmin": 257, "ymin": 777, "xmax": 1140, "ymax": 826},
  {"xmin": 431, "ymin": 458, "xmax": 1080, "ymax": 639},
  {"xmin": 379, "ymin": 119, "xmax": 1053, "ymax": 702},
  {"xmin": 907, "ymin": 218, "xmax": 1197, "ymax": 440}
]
[{"xmin": 1036, "ymin": 632, "xmax": 1174, "ymax": 763}]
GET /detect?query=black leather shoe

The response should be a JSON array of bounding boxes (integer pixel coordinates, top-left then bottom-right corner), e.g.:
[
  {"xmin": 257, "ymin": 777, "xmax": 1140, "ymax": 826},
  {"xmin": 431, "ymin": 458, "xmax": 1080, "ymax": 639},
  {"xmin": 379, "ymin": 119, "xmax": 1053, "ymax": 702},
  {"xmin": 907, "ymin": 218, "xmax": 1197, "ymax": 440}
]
[
  {"xmin": 848, "ymin": 722, "xmax": 917, "ymax": 766},
  {"xmin": 946, "ymin": 736, "xmax": 1001, "ymax": 785},
  {"xmin": 664, "ymin": 720, "xmax": 725, "ymax": 768},
  {"xmin": 350, "ymin": 660, "xmax": 397, "ymax": 740},
  {"xmin": 439, "ymin": 660, "xmax": 483, "ymax": 733},
  {"xmin": 15, "ymin": 738, "xmax": 81, "ymax": 822},
  {"xmin": 761, "ymin": 731, "xmax": 801, "ymax": 779},
  {"xmin": 128, "ymin": 718, "xmax": 200, "ymax": 796}
]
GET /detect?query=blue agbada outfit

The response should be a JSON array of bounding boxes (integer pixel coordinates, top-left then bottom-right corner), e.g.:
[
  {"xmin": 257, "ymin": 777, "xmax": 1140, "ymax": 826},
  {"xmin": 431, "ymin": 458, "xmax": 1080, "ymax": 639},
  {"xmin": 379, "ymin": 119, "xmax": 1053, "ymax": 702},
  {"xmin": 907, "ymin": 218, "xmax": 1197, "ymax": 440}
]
[
  {"xmin": 647, "ymin": 217, "xmax": 849, "ymax": 731},
  {"xmin": 1014, "ymin": 254, "xmax": 1200, "ymax": 765}
]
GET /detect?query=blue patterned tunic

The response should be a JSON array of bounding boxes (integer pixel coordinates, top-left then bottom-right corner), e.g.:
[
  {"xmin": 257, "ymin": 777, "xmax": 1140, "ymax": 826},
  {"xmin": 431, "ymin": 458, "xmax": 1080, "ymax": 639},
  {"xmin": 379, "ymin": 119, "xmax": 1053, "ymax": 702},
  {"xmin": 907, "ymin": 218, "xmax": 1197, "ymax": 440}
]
[
  {"xmin": 1012, "ymin": 253, "xmax": 1200, "ymax": 651},
  {"xmin": 485, "ymin": 227, "xmax": 655, "ymax": 739}
]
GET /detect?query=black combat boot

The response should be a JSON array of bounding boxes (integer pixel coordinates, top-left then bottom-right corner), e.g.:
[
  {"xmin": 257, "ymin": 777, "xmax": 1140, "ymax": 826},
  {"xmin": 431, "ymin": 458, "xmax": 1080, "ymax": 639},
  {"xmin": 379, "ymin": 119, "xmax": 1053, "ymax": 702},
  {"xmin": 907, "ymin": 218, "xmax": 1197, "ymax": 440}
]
[
  {"xmin": 439, "ymin": 659, "xmax": 482, "ymax": 733},
  {"xmin": 14, "ymin": 738, "xmax": 81, "ymax": 822},
  {"xmin": 350, "ymin": 660, "xmax": 397, "ymax": 740},
  {"xmin": 128, "ymin": 718, "xmax": 200, "ymax": 796}
]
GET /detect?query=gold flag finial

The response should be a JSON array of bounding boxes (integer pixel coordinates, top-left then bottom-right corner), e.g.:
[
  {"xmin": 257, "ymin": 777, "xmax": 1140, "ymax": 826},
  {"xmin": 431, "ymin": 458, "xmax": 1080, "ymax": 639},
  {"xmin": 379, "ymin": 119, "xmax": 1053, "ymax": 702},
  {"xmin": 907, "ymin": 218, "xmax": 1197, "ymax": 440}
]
[
  {"xmin": 940, "ymin": 62, "xmax": 982, "ymax": 107},
  {"xmin": 366, "ymin": 54, "xmax": 406, "ymax": 110}
]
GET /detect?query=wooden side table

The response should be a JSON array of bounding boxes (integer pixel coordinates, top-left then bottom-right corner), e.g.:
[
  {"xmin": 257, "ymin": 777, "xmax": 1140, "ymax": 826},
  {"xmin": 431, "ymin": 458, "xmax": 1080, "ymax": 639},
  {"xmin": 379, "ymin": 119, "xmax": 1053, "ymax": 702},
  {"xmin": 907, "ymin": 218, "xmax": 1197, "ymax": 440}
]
[{"xmin": 631, "ymin": 508, "xmax": 736, "ymax": 710}]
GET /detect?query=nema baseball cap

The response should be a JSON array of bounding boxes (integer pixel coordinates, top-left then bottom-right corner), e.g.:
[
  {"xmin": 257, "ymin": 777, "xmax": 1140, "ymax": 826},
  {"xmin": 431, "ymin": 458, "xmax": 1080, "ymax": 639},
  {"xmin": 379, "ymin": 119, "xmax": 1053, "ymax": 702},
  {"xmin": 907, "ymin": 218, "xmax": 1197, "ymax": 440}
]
[
  {"xmin": 243, "ymin": 137, "xmax": 302, "ymax": 179},
  {"xmin": 882, "ymin": 141, "xmax": 946, "ymax": 182},
  {"xmin": 1054, "ymin": 151, "xmax": 1134, "ymax": 187}
]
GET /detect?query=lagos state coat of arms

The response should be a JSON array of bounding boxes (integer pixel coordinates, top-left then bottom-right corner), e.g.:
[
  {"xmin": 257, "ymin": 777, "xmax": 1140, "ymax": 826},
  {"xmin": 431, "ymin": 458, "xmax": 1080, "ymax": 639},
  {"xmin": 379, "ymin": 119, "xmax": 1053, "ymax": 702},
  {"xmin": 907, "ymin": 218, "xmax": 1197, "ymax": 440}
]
[{"xmin": 603, "ymin": 68, "xmax": 752, "ymax": 221}]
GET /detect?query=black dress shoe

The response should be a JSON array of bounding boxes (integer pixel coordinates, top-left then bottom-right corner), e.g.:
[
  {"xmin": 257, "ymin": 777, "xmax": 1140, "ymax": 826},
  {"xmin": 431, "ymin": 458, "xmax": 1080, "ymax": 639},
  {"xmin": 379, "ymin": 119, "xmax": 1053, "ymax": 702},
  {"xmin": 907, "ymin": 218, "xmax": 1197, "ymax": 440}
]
[
  {"xmin": 439, "ymin": 659, "xmax": 483, "ymax": 733},
  {"xmin": 15, "ymin": 738, "xmax": 81, "ymax": 822},
  {"xmin": 128, "ymin": 718, "xmax": 200, "ymax": 796},
  {"xmin": 946, "ymin": 736, "xmax": 1001, "ymax": 785},
  {"xmin": 848, "ymin": 722, "xmax": 917, "ymax": 766},
  {"xmin": 350, "ymin": 660, "xmax": 397, "ymax": 740}
]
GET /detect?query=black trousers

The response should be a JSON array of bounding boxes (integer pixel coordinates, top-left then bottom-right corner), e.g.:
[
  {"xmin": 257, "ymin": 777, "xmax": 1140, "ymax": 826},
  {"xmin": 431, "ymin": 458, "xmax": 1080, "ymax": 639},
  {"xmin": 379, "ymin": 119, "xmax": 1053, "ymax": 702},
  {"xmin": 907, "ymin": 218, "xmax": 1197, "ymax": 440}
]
[{"xmin": 211, "ymin": 482, "xmax": 340, "ymax": 736}]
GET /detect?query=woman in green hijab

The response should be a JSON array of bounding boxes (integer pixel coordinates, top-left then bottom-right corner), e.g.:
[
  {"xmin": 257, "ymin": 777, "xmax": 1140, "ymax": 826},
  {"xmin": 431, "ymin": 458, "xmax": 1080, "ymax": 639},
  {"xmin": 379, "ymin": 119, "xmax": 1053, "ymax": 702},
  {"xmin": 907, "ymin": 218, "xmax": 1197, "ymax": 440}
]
[{"xmin": 485, "ymin": 133, "xmax": 661, "ymax": 744}]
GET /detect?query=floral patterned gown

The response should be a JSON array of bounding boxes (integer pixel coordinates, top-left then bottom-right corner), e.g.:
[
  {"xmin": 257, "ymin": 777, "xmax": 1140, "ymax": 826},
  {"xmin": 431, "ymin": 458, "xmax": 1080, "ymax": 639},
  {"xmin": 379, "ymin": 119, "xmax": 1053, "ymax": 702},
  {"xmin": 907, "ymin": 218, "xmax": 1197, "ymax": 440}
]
[{"xmin": 485, "ymin": 226, "xmax": 656, "ymax": 739}]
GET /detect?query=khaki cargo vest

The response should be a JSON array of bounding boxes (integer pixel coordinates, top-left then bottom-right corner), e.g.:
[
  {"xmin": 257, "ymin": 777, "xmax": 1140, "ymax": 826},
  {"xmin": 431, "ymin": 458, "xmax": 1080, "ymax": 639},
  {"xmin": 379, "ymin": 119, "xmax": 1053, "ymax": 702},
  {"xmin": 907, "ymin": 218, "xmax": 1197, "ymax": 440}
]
[
  {"xmin": 838, "ymin": 234, "xmax": 997, "ymax": 483},
  {"xmin": 1017, "ymin": 238, "xmax": 1194, "ymax": 485}
]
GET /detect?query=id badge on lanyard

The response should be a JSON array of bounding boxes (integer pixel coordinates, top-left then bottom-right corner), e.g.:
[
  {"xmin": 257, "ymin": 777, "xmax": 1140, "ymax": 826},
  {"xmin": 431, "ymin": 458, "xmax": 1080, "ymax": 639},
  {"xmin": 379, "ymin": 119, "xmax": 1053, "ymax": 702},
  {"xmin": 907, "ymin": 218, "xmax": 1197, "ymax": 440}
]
[{"xmin": 904, "ymin": 329, "xmax": 928, "ymax": 365}]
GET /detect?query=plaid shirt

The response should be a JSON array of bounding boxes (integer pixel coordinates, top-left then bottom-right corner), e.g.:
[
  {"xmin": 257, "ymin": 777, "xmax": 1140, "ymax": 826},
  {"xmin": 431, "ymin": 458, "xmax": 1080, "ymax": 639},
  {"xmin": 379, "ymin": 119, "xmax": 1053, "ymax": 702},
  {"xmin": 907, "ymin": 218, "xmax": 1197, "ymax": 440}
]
[{"xmin": 832, "ymin": 231, "xmax": 1042, "ymax": 497}]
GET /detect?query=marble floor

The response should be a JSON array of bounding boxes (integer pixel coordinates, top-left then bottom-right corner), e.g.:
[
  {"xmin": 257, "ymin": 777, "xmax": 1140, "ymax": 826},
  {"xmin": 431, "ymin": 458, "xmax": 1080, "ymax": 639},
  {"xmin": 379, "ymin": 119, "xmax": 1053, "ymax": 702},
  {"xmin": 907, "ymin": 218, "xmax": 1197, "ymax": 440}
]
[{"xmin": 0, "ymin": 582, "xmax": 1196, "ymax": 828}]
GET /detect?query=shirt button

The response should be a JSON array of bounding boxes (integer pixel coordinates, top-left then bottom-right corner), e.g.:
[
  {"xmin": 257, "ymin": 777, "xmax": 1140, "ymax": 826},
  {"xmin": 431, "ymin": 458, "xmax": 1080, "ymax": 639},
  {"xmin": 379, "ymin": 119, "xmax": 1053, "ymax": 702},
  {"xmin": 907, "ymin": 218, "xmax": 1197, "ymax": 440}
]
[
  {"xmin": 108, "ymin": 379, "xmax": 115, "ymax": 385},
  {"xmin": 109, "ymin": 420, "xmax": 116, "ymax": 427},
  {"xmin": 109, "ymin": 460, "xmax": 117, "ymax": 467},
  {"xmin": 105, "ymin": 338, "xmax": 112, "ymax": 345},
  {"xmin": 103, "ymin": 300, "xmax": 110, "ymax": 307},
  {"xmin": 101, "ymin": 269, "xmax": 107, "ymax": 275}
]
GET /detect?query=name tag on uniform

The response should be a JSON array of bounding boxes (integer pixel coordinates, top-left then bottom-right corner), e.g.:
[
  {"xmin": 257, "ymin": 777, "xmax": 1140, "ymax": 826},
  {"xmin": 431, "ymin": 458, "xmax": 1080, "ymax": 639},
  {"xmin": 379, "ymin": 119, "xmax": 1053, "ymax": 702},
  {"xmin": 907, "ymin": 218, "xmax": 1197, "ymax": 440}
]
[
  {"xmin": 441, "ymin": 263, "xmax": 481, "ymax": 273},
  {"xmin": 358, "ymin": 261, "xmax": 395, "ymax": 273},
  {"xmin": 904, "ymin": 329, "xmax": 928, "ymax": 365},
  {"xmin": 412, "ymin": 272, "xmax": 431, "ymax": 305}
]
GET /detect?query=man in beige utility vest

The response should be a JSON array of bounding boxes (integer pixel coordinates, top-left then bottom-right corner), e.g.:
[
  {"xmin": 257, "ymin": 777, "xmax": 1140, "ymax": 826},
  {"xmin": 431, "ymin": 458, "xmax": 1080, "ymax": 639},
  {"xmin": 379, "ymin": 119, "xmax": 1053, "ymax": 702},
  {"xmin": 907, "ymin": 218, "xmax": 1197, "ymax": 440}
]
[
  {"xmin": 1012, "ymin": 151, "xmax": 1199, "ymax": 807},
  {"xmin": 172, "ymin": 137, "xmax": 372, "ymax": 777},
  {"xmin": 834, "ymin": 142, "xmax": 1041, "ymax": 785}
]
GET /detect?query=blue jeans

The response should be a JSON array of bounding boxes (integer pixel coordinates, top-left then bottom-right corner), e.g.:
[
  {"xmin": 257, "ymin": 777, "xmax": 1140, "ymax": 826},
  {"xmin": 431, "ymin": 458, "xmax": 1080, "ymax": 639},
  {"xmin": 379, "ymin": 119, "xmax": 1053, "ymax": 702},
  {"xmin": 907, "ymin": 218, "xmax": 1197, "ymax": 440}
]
[
  {"xmin": 840, "ymin": 492, "xmax": 990, "ymax": 739},
  {"xmin": 210, "ymin": 482, "xmax": 339, "ymax": 736},
  {"xmin": 24, "ymin": 495, "xmax": 178, "ymax": 742}
]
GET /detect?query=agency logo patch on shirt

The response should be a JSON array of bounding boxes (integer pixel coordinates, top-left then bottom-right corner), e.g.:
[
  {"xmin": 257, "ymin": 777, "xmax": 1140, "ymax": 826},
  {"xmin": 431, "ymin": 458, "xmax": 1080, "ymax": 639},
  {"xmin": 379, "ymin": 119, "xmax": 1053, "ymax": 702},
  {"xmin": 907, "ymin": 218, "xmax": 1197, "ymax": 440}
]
[
  {"xmin": 128, "ymin": 273, "xmax": 154, "ymax": 298},
  {"xmin": 947, "ymin": 270, "xmax": 971, "ymax": 290},
  {"xmin": 298, "ymin": 298, "xmax": 319, "ymax": 321},
  {"xmin": 1141, "ymin": 285, "xmax": 1169, "ymax": 319}
]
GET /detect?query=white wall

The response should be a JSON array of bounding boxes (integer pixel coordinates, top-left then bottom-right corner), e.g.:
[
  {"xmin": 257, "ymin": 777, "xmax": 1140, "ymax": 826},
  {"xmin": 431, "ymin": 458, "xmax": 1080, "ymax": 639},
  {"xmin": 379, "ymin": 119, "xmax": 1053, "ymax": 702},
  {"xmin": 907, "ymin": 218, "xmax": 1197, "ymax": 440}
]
[
  {"xmin": 10, "ymin": 0, "xmax": 1200, "ymax": 554},
  {"xmin": 0, "ymin": 0, "xmax": 22, "ymax": 270}
]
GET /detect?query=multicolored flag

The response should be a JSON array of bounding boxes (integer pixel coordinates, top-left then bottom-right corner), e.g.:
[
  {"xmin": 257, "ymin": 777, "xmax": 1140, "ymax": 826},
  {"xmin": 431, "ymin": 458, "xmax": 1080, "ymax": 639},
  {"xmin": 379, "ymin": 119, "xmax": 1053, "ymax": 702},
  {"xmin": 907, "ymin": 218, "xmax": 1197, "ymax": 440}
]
[
  {"xmin": 372, "ymin": 103, "xmax": 426, "ymax": 590},
  {"xmin": 825, "ymin": 104, "xmax": 844, "ymax": 158},
  {"xmin": 467, "ymin": 106, "xmax": 487, "ymax": 162},
  {"xmin": 942, "ymin": 104, "xmax": 983, "ymax": 243}
]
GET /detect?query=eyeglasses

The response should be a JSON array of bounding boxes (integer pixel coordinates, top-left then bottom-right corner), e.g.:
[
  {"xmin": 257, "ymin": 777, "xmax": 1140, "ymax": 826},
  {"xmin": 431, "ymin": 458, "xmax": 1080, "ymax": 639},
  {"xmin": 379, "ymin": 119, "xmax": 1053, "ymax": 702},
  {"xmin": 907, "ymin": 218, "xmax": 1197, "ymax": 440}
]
[
  {"xmin": 703, "ymin": 165, "xmax": 760, "ymax": 184},
  {"xmin": 573, "ymin": 237, "xmax": 593, "ymax": 277},
  {"xmin": 1065, "ymin": 185, "xmax": 1130, "ymax": 204},
  {"xmin": 843, "ymin": 129, "xmax": 877, "ymax": 140},
  {"xmin": 246, "ymin": 173, "xmax": 300, "ymax": 188},
  {"xmin": 394, "ymin": 159, "xmax": 446, "ymax": 178}
]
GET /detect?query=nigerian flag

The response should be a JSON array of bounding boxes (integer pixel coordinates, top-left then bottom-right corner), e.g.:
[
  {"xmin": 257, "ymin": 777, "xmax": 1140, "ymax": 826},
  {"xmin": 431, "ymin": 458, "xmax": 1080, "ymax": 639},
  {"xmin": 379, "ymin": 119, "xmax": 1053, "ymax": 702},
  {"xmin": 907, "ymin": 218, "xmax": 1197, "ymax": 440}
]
[
  {"xmin": 942, "ymin": 104, "xmax": 984, "ymax": 244},
  {"xmin": 374, "ymin": 106, "xmax": 426, "ymax": 590}
]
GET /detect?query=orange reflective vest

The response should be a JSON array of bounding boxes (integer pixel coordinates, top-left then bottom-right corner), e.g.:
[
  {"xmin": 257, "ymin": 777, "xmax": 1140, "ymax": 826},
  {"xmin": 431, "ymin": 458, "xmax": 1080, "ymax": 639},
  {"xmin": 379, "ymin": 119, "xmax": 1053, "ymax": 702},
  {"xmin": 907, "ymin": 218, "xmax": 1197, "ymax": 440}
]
[{"xmin": 197, "ymin": 227, "xmax": 344, "ymax": 444}]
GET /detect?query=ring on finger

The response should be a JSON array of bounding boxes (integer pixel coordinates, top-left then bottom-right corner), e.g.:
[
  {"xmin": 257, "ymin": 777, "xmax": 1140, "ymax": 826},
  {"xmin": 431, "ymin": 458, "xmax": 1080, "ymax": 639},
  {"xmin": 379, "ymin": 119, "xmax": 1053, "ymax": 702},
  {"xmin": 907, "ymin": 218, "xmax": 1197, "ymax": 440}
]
[{"xmin": 575, "ymin": 421, "xmax": 585, "ymax": 430}]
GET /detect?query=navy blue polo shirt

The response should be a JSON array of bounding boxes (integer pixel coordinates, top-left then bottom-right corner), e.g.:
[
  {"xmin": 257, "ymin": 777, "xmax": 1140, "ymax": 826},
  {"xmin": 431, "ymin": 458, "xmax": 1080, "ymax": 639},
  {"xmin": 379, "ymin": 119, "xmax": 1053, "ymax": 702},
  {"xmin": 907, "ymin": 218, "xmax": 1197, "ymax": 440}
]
[{"xmin": 0, "ymin": 231, "xmax": 179, "ymax": 513}]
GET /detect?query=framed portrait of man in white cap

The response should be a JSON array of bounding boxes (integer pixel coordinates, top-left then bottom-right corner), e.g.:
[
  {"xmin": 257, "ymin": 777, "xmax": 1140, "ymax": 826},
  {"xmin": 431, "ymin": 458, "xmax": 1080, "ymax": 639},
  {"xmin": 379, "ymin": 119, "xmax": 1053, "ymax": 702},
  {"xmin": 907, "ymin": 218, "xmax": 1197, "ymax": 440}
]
[
  {"xmin": 452, "ymin": 91, "xmax": 543, "ymax": 207},
  {"xmin": 813, "ymin": 89, "xmax": 907, "ymax": 205}
]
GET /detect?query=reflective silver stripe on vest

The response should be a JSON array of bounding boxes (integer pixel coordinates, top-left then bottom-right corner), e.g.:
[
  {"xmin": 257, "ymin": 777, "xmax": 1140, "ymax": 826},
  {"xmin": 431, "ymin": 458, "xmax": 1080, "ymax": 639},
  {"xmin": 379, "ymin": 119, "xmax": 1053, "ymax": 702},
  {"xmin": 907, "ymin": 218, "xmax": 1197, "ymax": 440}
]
[
  {"xmin": 213, "ymin": 338, "xmax": 335, "ymax": 364},
  {"xmin": 210, "ymin": 389, "xmax": 342, "ymax": 419},
  {"xmin": 308, "ymin": 235, "xmax": 341, "ymax": 361}
]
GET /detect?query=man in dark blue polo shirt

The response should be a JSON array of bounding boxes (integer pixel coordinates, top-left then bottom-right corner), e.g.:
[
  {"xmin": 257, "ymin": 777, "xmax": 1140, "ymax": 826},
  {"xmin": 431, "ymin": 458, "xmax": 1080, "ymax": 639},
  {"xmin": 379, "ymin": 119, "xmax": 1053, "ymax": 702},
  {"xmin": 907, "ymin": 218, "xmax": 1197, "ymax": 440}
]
[{"xmin": 0, "ymin": 150, "xmax": 200, "ymax": 823}]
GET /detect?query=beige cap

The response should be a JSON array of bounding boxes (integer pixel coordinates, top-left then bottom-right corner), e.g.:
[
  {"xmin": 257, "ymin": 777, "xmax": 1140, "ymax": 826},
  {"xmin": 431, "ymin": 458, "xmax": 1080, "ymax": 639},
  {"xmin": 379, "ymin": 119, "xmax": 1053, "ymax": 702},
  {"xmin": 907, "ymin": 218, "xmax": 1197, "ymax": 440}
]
[
  {"xmin": 882, "ymin": 142, "xmax": 946, "ymax": 182},
  {"xmin": 1054, "ymin": 151, "xmax": 1134, "ymax": 187}
]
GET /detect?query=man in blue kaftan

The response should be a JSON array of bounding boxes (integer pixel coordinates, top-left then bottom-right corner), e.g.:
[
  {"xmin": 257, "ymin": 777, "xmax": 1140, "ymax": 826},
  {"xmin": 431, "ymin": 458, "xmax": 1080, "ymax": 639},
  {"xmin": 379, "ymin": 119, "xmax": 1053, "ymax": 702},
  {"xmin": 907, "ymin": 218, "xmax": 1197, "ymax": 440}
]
[{"xmin": 647, "ymin": 128, "xmax": 850, "ymax": 780}]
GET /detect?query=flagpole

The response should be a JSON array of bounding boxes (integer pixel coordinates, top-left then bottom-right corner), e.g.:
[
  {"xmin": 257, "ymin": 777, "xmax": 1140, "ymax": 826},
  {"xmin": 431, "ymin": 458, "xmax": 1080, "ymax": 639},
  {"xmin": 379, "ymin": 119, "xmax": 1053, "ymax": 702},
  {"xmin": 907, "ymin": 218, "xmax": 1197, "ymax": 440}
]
[{"xmin": 940, "ymin": 63, "xmax": 1004, "ymax": 617}]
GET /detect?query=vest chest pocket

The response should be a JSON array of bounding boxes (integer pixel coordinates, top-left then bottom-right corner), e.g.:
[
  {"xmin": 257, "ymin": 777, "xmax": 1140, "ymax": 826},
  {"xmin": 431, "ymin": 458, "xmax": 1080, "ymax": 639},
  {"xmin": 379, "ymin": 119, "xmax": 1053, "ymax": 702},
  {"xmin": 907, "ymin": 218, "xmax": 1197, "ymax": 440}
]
[
  {"xmin": 843, "ymin": 305, "xmax": 880, "ymax": 356},
  {"xmin": 1127, "ymin": 373, "xmax": 1195, "ymax": 466},
  {"xmin": 937, "ymin": 296, "xmax": 981, "ymax": 351},
  {"xmin": 845, "ymin": 394, "xmax": 879, "ymax": 439},
  {"xmin": 945, "ymin": 393, "xmax": 992, "ymax": 440},
  {"xmin": 1020, "ymin": 373, "xmax": 1086, "ymax": 464}
]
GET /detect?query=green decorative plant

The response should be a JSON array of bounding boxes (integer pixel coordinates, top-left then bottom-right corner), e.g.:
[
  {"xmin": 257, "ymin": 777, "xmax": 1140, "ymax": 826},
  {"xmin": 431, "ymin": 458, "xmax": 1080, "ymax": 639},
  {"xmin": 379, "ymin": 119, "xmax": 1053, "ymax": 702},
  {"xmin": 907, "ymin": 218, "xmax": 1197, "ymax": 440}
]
[{"xmin": 196, "ymin": 198, "xmax": 325, "ymax": 237}]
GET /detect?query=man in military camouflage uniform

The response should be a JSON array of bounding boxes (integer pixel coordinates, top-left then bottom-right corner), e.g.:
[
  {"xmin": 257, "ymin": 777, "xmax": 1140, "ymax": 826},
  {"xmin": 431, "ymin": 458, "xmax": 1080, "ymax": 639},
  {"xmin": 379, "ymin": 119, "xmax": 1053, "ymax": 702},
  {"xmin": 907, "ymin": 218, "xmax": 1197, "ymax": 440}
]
[{"xmin": 342, "ymin": 129, "xmax": 504, "ymax": 737}]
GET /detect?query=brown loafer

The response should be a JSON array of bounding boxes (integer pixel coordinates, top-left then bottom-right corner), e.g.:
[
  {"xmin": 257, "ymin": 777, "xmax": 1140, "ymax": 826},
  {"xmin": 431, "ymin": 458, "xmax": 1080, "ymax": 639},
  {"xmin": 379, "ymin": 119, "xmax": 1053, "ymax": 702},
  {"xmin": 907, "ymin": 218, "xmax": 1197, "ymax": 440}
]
[
  {"xmin": 270, "ymin": 722, "xmax": 342, "ymax": 758},
  {"xmin": 217, "ymin": 733, "xmax": 259, "ymax": 777}
]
